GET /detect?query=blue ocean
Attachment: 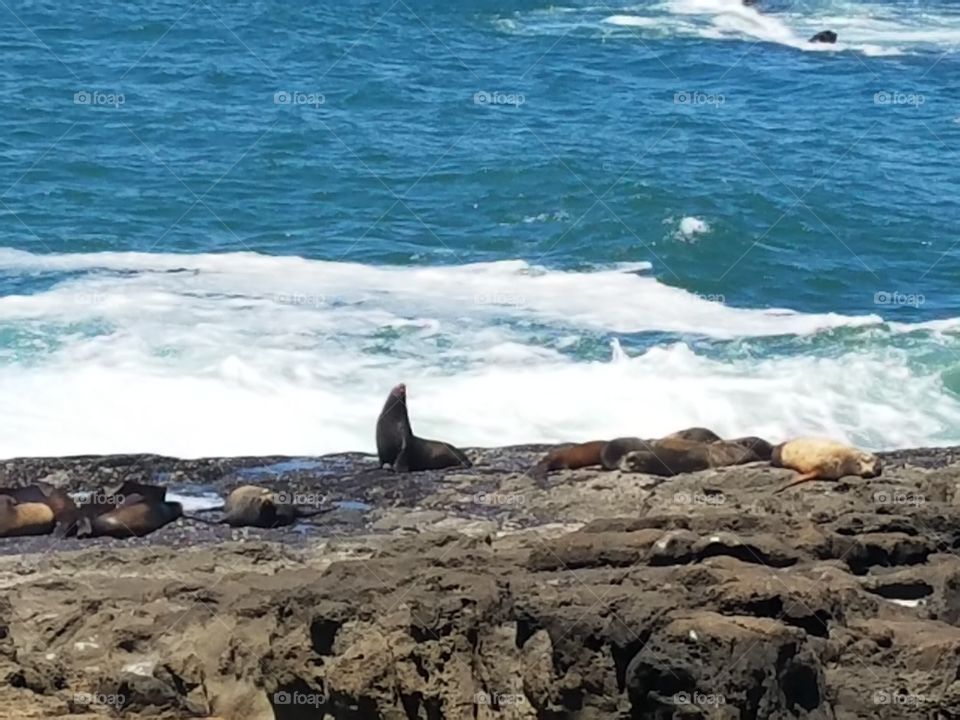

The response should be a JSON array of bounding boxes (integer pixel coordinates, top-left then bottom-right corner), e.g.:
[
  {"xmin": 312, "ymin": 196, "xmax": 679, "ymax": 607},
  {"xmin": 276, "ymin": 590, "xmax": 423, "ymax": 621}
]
[{"xmin": 0, "ymin": 0, "xmax": 958, "ymax": 456}]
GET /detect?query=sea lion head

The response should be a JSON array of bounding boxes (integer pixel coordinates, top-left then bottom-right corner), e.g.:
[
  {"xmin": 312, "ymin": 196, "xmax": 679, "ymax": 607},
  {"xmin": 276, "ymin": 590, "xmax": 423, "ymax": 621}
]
[
  {"xmin": 857, "ymin": 452, "xmax": 882, "ymax": 478},
  {"xmin": 392, "ymin": 383, "xmax": 406, "ymax": 399}
]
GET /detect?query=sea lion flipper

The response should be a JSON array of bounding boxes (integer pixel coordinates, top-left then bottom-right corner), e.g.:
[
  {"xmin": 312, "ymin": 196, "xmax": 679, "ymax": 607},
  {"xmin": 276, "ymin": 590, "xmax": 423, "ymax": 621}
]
[
  {"xmin": 394, "ymin": 445, "xmax": 411, "ymax": 473},
  {"xmin": 774, "ymin": 471, "xmax": 822, "ymax": 494}
]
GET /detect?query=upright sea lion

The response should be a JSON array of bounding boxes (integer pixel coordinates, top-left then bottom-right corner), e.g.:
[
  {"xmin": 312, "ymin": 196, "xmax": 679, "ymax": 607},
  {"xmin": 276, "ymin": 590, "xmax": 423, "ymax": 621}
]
[
  {"xmin": 772, "ymin": 438, "xmax": 881, "ymax": 493},
  {"xmin": 619, "ymin": 437, "xmax": 771, "ymax": 476},
  {"xmin": 809, "ymin": 30, "xmax": 837, "ymax": 43},
  {"xmin": 0, "ymin": 496, "xmax": 56, "ymax": 538},
  {"xmin": 77, "ymin": 494, "xmax": 182, "ymax": 538},
  {"xmin": 375, "ymin": 383, "xmax": 472, "ymax": 472},
  {"xmin": 220, "ymin": 485, "xmax": 329, "ymax": 528},
  {"xmin": 532, "ymin": 440, "xmax": 607, "ymax": 479}
]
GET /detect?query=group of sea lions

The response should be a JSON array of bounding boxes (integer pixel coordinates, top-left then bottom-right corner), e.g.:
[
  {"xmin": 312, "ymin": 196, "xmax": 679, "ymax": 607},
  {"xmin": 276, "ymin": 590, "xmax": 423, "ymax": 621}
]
[
  {"xmin": 376, "ymin": 384, "xmax": 883, "ymax": 493},
  {"xmin": 0, "ymin": 481, "xmax": 182, "ymax": 540},
  {"xmin": 0, "ymin": 481, "xmax": 331, "ymax": 540},
  {"xmin": 529, "ymin": 430, "xmax": 881, "ymax": 493},
  {"xmin": 0, "ymin": 383, "xmax": 883, "ymax": 539}
]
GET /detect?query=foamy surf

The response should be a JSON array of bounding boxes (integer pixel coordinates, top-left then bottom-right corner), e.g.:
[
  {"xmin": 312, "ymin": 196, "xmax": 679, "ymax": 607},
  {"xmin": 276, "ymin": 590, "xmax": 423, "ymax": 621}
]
[
  {"xmin": 0, "ymin": 249, "xmax": 957, "ymax": 456},
  {"xmin": 599, "ymin": 0, "xmax": 959, "ymax": 56}
]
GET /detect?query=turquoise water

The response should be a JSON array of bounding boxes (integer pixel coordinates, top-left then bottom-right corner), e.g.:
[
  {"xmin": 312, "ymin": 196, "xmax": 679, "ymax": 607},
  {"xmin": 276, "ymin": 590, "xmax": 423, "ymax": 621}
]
[{"xmin": 0, "ymin": 0, "xmax": 959, "ymax": 456}]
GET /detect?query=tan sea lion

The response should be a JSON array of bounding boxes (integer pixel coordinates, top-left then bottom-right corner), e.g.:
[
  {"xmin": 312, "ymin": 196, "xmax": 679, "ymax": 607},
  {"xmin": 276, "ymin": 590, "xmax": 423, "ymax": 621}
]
[
  {"xmin": 77, "ymin": 493, "xmax": 182, "ymax": 538},
  {"xmin": 532, "ymin": 440, "xmax": 607, "ymax": 478},
  {"xmin": 0, "ymin": 484, "xmax": 79, "ymax": 535},
  {"xmin": 376, "ymin": 383, "xmax": 472, "ymax": 472},
  {"xmin": 619, "ymin": 437, "xmax": 772, "ymax": 476},
  {"xmin": 0, "ymin": 496, "xmax": 56, "ymax": 537},
  {"xmin": 220, "ymin": 485, "xmax": 329, "ymax": 528},
  {"xmin": 772, "ymin": 438, "xmax": 881, "ymax": 493}
]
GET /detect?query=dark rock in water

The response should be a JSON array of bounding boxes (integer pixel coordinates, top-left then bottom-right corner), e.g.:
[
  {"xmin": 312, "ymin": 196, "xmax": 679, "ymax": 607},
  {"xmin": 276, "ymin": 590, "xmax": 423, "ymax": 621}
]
[{"xmin": 810, "ymin": 30, "xmax": 838, "ymax": 43}]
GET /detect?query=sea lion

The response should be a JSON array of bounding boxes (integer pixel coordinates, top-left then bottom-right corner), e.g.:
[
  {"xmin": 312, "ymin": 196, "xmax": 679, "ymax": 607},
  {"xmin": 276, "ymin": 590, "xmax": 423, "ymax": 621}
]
[
  {"xmin": 532, "ymin": 440, "xmax": 607, "ymax": 478},
  {"xmin": 601, "ymin": 437, "xmax": 650, "ymax": 470},
  {"xmin": 77, "ymin": 494, "xmax": 182, "ymax": 538},
  {"xmin": 0, "ymin": 484, "xmax": 79, "ymax": 535},
  {"xmin": 663, "ymin": 427, "xmax": 723, "ymax": 443},
  {"xmin": 375, "ymin": 383, "xmax": 472, "ymax": 472},
  {"xmin": 220, "ymin": 485, "xmax": 329, "ymax": 528},
  {"xmin": 0, "ymin": 496, "xmax": 56, "ymax": 537},
  {"xmin": 726, "ymin": 436, "xmax": 775, "ymax": 461},
  {"xmin": 772, "ymin": 438, "xmax": 881, "ymax": 493},
  {"xmin": 809, "ymin": 30, "xmax": 837, "ymax": 43},
  {"xmin": 619, "ymin": 437, "xmax": 771, "ymax": 476}
]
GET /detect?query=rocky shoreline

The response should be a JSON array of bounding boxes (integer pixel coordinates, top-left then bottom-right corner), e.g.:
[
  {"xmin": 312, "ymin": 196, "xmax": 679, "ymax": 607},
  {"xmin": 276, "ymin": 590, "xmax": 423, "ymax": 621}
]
[{"xmin": 2, "ymin": 445, "xmax": 960, "ymax": 718}]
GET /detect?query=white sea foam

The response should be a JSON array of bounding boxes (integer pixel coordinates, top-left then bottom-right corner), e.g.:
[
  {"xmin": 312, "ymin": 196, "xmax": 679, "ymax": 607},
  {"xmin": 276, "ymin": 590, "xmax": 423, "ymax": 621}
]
[
  {"xmin": 0, "ymin": 249, "xmax": 957, "ymax": 456},
  {"xmin": 599, "ymin": 0, "xmax": 960, "ymax": 56},
  {"xmin": 678, "ymin": 216, "xmax": 710, "ymax": 239}
]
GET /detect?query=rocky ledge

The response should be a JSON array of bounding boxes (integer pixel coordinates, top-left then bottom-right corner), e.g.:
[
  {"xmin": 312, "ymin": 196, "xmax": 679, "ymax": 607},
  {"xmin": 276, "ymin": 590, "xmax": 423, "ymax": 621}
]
[{"xmin": 2, "ymin": 445, "xmax": 960, "ymax": 719}]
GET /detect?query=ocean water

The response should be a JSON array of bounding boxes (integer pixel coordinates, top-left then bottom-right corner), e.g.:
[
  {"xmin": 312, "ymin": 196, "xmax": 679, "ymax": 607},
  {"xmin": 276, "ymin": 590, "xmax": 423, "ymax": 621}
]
[{"xmin": 0, "ymin": 0, "xmax": 958, "ymax": 456}]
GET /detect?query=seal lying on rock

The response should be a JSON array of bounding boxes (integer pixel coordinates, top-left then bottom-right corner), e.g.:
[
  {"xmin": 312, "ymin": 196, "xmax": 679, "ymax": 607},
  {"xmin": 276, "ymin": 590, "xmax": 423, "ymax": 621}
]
[
  {"xmin": 663, "ymin": 427, "xmax": 723, "ymax": 443},
  {"xmin": 532, "ymin": 440, "xmax": 608, "ymax": 478},
  {"xmin": 620, "ymin": 437, "xmax": 773, "ymax": 476},
  {"xmin": 0, "ymin": 495, "xmax": 56, "ymax": 537},
  {"xmin": 76, "ymin": 493, "xmax": 183, "ymax": 538},
  {"xmin": 220, "ymin": 485, "xmax": 329, "ymax": 528},
  {"xmin": 0, "ymin": 484, "xmax": 79, "ymax": 535},
  {"xmin": 376, "ymin": 383, "xmax": 472, "ymax": 472},
  {"xmin": 772, "ymin": 438, "xmax": 881, "ymax": 493},
  {"xmin": 602, "ymin": 429, "xmax": 747, "ymax": 471},
  {"xmin": 601, "ymin": 437, "xmax": 649, "ymax": 471}
]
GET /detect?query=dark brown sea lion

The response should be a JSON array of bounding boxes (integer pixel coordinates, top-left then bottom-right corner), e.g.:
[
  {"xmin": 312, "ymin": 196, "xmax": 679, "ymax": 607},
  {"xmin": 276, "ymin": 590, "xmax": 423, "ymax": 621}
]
[
  {"xmin": 809, "ymin": 30, "xmax": 837, "ymax": 43},
  {"xmin": 0, "ymin": 496, "xmax": 56, "ymax": 537},
  {"xmin": 376, "ymin": 383, "xmax": 472, "ymax": 472},
  {"xmin": 220, "ymin": 485, "xmax": 329, "ymax": 528},
  {"xmin": 532, "ymin": 440, "xmax": 607, "ymax": 478},
  {"xmin": 619, "ymin": 437, "xmax": 771, "ymax": 476},
  {"xmin": 76, "ymin": 494, "xmax": 182, "ymax": 538},
  {"xmin": 601, "ymin": 437, "xmax": 650, "ymax": 470},
  {"xmin": 663, "ymin": 427, "xmax": 723, "ymax": 443},
  {"xmin": 726, "ymin": 436, "xmax": 775, "ymax": 461},
  {"xmin": 772, "ymin": 438, "xmax": 881, "ymax": 493},
  {"xmin": 0, "ymin": 484, "xmax": 79, "ymax": 535}
]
